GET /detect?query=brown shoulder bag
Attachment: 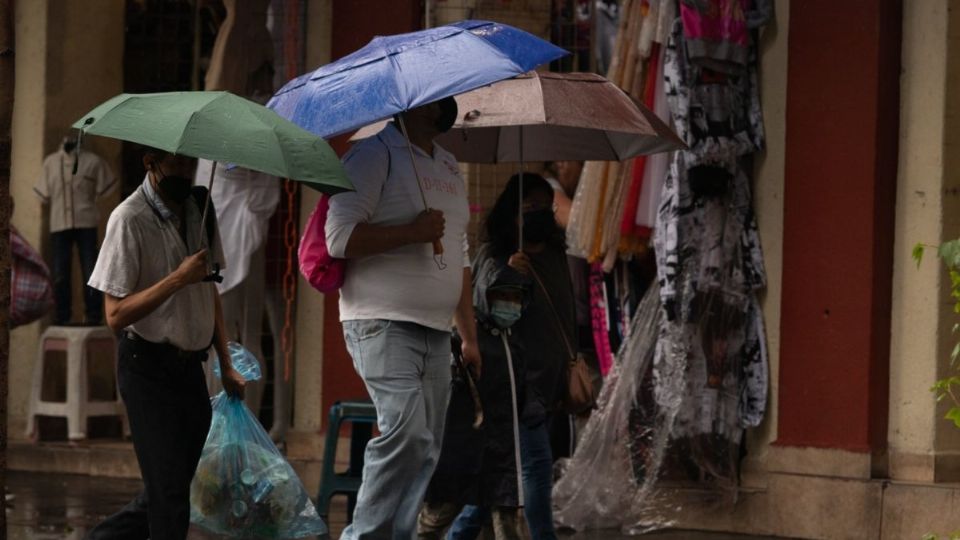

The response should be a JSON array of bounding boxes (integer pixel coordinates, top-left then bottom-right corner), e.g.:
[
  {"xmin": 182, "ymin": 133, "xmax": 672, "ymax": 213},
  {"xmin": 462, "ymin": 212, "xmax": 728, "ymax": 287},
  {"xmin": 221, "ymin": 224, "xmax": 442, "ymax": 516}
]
[{"xmin": 530, "ymin": 268, "xmax": 596, "ymax": 415}]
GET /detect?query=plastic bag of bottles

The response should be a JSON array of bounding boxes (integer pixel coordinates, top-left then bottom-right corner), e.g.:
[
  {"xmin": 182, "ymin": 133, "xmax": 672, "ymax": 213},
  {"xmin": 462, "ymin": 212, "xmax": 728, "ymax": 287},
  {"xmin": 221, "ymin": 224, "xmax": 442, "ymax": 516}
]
[{"xmin": 190, "ymin": 342, "xmax": 328, "ymax": 539}]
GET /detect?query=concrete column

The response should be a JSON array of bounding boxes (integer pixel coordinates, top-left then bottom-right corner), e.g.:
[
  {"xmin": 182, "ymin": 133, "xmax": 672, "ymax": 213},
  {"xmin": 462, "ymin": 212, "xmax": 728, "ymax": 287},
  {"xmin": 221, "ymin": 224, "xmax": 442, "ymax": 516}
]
[
  {"xmin": 288, "ymin": 0, "xmax": 333, "ymax": 457},
  {"xmin": 889, "ymin": 0, "xmax": 960, "ymax": 483},
  {"xmin": 742, "ymin": 0, "xmax": 789, "ymax": 481},
  {"xmin": 776, "ymin": 0, "xmax": 900, "ymax": 471},
  {"xmin": 8, "ymin": 0, "xmax": 123, "ymax": 439}
]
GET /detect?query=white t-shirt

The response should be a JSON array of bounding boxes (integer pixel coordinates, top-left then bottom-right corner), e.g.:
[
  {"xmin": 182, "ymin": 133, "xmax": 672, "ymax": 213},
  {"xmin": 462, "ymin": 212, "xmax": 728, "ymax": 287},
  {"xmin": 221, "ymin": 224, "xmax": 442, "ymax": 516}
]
[
  {"xmin": 88, "ymin": 178, "xmax": 226, "ymax": 351},
  {"xmin": 326, "ymin": 124, "xmax": 470, "ymax": 332}
]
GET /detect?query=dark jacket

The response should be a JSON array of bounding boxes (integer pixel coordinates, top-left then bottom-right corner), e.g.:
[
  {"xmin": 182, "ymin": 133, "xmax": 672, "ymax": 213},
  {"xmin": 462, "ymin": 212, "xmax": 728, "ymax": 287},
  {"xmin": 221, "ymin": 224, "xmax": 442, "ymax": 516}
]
[
  {"xmin": 517, "ymin": 245, "xmax": 577, "ymax": 425},
  {"xmin": 425, "ymin": 246, "xmax": 529, "ymax": 508}
]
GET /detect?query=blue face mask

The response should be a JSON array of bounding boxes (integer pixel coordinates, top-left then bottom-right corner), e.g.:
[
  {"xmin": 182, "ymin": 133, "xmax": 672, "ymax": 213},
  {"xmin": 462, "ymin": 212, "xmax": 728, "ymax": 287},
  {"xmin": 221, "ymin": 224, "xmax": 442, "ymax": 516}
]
[{"xmin": 490, "ymin": 300, "xmax": 522, "ymax": 328}]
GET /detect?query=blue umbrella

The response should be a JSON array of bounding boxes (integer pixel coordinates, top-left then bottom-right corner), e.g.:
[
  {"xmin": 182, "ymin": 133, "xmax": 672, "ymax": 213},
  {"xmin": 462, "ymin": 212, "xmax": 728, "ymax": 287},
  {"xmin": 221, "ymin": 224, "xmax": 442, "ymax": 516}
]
[{"xmin": 267, "ymin": 20, "xmax": 568, "ymax": 138}]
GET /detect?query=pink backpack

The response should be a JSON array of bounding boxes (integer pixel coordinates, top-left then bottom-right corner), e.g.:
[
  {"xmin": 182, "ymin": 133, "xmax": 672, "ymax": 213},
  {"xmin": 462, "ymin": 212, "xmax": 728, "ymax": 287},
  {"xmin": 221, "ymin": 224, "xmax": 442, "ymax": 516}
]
[
  {"xmin": 298, "ymin": 134, "xmax": 391, "ymax": 293},
  {"xmin": 298, "ymin": 195, "xmax": 345, "ymax": 293}
]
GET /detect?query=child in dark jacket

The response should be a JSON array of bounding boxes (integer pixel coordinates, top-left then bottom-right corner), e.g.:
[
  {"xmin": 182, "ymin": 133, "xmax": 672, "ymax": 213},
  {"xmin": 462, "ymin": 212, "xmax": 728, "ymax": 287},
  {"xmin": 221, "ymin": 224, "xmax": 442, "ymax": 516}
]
[{"xmin": 418, "ymin": 244, "xmax": 530, "ymax": 540}]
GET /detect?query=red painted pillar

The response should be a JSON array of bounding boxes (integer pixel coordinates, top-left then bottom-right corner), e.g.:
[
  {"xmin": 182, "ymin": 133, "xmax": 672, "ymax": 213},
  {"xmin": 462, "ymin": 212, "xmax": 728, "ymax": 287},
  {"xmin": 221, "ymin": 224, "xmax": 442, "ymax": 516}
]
[
  {"xmin": 320, "ymin": 1, "xmax": 423, "ymax": 423},
  {"xmin": 776, "ymin": 0, "xmax": 901, "ymax": 456}
]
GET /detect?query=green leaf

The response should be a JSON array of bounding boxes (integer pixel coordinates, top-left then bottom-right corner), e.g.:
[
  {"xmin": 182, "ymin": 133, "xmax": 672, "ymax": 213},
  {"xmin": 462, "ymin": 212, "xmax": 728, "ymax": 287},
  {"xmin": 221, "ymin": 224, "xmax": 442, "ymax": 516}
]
[
  {"xmin": 914, "ymin": 243, "xmax": 926, "ymax": 268},
  {"xmin": 952, "ymin": 342, "xmax": 960, "ymax": 363},
  {"xmin": 922, "ymin": 533, "xmax": 938, "ymax": 540},
  {"xmin": 953, "ymin": 323, "xmax": 959, "ymax": 334},
  {"xmin": 945, "ymin": 408, "xmax": 960, "ymax": 428},
  {"xmin": 940, "ymin": 240, "xmax": 960, "ymax": 269}
]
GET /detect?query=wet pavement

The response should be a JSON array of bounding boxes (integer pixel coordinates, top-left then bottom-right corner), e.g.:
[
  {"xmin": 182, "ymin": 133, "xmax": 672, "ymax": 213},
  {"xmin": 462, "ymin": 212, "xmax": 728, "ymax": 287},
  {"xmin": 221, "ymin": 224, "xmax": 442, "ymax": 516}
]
[{"xmin": 6, "ymin": 471, "xmax": 781, "ymax": 539}]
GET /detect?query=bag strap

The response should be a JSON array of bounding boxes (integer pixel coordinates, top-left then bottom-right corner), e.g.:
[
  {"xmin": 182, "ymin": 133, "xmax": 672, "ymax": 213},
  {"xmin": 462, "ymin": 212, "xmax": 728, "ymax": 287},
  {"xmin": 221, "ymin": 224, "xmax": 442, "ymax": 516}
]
[{"xmin": 529, "ymin": 266, "xmax": 576, "ymax": 360}]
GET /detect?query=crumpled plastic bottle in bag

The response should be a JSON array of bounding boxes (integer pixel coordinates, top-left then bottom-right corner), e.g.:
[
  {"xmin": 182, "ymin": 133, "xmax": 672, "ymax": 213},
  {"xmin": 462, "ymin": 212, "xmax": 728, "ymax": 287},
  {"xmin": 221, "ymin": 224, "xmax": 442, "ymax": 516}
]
[{"xmin": 190, "ymin": 342, "xmax": 328, "ymax": 539}]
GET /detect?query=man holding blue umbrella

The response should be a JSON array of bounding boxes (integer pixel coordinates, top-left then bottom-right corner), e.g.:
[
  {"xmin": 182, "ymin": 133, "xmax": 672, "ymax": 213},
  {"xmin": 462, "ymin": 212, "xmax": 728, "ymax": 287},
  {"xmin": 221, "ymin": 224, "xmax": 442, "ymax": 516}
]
[
  {"xmin": 325, "ymin": 97, "xmax": 481, "ymax": 539},
  {"xmin": 267, "ymin": 20, "xmax": 567, "ymax": 538}
]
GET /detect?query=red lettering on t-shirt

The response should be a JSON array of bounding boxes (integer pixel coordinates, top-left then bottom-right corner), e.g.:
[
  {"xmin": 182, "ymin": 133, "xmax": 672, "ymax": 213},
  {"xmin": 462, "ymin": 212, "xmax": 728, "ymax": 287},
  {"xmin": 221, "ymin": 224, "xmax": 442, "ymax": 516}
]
[{"xmin": 422, "ymin": 177, "xmax": 459, "ymax": 195}]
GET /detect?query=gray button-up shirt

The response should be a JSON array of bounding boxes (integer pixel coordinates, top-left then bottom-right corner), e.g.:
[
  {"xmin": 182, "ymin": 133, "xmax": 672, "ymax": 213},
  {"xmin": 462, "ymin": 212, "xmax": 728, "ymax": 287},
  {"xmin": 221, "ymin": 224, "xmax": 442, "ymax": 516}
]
[
  {"xmin": 88, "ymin": 176, "xmax": 226, "ymax": 351},
  {"xmin": 34, "ymin": 149, "xmax": 117, "ymax": 233}
]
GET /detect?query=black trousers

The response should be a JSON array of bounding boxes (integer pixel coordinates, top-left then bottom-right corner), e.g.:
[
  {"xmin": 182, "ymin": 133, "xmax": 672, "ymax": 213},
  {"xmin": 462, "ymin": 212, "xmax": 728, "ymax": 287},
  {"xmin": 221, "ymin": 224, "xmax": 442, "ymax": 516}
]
[
  {"xmin": 86, "ymin": 335, "xmax": 211, "ymax": 540},
  {"xmin": 51, "ymin": 228, "xmax": 102, "ymax": 324}
]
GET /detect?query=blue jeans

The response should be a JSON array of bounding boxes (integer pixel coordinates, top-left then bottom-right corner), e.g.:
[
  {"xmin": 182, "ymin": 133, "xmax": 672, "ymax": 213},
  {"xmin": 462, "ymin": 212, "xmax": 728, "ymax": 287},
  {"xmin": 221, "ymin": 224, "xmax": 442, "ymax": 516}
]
[
  {"xmin": 51, "ymin": 228, "xmax": 102, "ymax": 324},
  {"xmin": 447, "ymin": 418, "xmax": 556, "ymax": 540},
  {"xmin": 341, "ymin": 320, "xmax": 452, "ymax": 540}
]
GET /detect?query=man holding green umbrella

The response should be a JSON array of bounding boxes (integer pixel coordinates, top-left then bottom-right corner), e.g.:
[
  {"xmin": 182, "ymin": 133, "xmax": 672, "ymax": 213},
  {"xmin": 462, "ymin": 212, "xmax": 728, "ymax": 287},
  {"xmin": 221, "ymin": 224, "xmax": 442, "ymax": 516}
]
[
  {"xmin": 84, "ymin": 150, "xmax": 246, "ymax": 540},
  {"xmin": 70, "ymin": 88, "xmax": 349, "ymax": 540}
]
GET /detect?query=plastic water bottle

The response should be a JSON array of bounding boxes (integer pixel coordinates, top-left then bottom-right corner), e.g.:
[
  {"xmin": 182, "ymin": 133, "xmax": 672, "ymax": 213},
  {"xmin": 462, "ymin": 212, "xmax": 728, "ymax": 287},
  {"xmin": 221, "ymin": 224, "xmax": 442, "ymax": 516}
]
[
  {"xmin": 232, "ymin": 499, "xmax": 248, "ymax": 518},
  {"xmin": 212, "ymin": 342, "xmax": 262, "ymax": 382}
]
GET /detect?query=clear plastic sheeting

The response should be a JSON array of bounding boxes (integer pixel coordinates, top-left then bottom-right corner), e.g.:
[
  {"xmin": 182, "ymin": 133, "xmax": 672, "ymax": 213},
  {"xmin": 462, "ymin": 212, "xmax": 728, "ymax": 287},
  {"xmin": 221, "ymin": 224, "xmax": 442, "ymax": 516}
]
[
  {"xmin": 553, "ymin": 284, "xmax": 683, "ymax": 532},
  {"xmin": 554, "ymin": 284, "xmax": 768, "ymax": 533}
]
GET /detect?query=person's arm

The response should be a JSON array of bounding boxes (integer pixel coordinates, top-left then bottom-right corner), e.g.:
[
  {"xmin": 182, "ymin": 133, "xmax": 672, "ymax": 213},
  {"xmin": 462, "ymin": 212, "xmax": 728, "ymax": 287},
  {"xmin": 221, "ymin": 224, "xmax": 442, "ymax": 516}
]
[
  {"xmin": 327, "ymin": 140, "xmax": 444, "ymax": 259},
  {"xmin": 103, "ymin": 249, "xmax": 209, "ymax": 332},
  {"xmin": 213, "ymin": 292, "xmax": 246, "ymax": 398},
  {"xmin": 453, "ymin": 267, "xmax": 482, "ymax": 378},
  {"xmin": 553, "ymin": 189, "xmax": 573, "ymax": 229},
  {"xmin": 341, "ymin": 210, "xmax": 443, "ymax": 258}
]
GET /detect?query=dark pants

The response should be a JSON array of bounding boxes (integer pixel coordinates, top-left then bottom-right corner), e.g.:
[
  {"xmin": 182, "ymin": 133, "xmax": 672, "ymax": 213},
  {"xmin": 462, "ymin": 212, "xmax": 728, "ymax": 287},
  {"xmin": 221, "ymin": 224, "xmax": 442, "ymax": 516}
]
[
  {"xmin": 86, "ymin": 336, "xmax": 212, "ymax": 540},
  {"xmin": 51, "ymin": 228, "xmax": 102, "ymax": 324}
]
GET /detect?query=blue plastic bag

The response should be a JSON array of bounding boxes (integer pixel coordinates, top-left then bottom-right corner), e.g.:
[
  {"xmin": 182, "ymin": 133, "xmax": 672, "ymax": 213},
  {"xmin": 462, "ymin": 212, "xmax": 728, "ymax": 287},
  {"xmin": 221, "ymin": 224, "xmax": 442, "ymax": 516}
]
[{"xmin": 190, "ymin": 342, "xmax": 327, "ymax": 539}]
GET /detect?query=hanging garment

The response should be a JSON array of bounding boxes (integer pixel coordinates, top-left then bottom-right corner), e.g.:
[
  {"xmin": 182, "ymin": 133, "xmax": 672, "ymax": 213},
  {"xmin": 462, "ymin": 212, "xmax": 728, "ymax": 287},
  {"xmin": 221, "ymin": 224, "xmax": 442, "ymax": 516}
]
[
  {"xmin": 655, "ymin": 18, "xmax": 766, "ymax": 310},
  {"xmin": 648, "ymin": 15, "xmax": 768, "ymax": 499},
  {"xmin": 205, "ymin": 0, "xmax": 274, "ymax": 97},
  {"xmin": 635, "ymin": 43, "xmax": 671, "ymax": 235},
  {"xmin": 679, "ymin": 0, "xmax": 751, "ymax": 72},
  {"xmin": 589, "ymin": 262, "xmax": 615, "ymax": 377},
  {"xmin": 196, "ymin": 160, "xmax": 281, "ymax": 295},
  {"xmin": 619, "ymin": 43, "xmax": 662, "ymax": 256}
]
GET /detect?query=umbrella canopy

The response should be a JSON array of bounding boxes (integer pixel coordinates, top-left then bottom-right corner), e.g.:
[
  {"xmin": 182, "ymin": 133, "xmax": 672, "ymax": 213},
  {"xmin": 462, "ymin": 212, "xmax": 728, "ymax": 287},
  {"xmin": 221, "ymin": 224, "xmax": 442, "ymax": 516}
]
[
  {"xmin": 434, "ymin": 71, "xmax": 685, "ymax": 163},
  {"xmin": 267, "ymin": 20, "xmax": 568, "ymax": 138},
  {"xmin": 73, "ymin": 91, "xmax": 352, "ymax": 194}
]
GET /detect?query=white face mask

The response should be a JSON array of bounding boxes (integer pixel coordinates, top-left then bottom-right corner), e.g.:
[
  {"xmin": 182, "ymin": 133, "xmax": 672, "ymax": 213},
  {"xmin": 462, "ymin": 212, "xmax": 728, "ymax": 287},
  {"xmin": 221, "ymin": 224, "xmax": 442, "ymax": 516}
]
[{"xmin": 490, "ymin": 300, "xmax": 522, "ymax": 328}]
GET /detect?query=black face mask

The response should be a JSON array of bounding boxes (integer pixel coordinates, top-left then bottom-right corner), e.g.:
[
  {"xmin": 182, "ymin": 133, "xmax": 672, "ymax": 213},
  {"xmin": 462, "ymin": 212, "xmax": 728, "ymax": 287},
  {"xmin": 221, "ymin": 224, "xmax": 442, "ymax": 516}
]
[
  {"xmin": 435, "ymin": 96, "xmax": 458, "ymax": 133},
  {"xmin": 523, "ymin": 208, "xmax": 556, "ymax": 244},
  {"xmin": 155, "ymin": 167, "xmax": 193, "ymax": 204}
]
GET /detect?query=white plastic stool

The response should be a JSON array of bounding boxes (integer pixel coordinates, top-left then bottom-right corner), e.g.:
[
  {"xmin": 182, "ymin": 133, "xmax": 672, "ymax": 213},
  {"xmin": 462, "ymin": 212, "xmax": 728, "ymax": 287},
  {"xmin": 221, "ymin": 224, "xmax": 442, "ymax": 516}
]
[{"xmin": 25, "ymin": 325, "xmax": 129, "ymax": 441}]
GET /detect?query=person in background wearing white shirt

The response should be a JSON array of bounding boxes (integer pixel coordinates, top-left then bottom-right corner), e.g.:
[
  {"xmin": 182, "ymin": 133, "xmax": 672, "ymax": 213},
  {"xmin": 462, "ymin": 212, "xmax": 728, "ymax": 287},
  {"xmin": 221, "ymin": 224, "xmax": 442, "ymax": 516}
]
[
  {"xmin": 325, "ymin": 97, "xmax": 482, "ymax": 540},
  {"xmin": 34, "ymin": 136, "xmax": 117, "ymax": 325}
]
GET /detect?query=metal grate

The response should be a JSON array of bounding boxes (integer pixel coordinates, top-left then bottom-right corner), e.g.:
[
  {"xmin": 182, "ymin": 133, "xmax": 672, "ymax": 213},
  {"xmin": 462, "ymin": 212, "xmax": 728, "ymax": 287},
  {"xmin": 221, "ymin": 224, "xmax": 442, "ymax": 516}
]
[
  {"xmin": 121, "ymin": 0, "xmax": 218, "ymax": 197},
  {"xmin": 427, "ymin": 0, "xmax": 555, "ymax": 253}
]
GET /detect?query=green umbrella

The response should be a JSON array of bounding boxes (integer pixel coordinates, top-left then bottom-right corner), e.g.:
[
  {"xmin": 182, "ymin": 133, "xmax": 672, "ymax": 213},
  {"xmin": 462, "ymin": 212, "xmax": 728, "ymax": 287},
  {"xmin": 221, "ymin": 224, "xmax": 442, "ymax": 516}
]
[{"xmin": 72, "ymin": 91, "xmax": 352, "ymax": 194}]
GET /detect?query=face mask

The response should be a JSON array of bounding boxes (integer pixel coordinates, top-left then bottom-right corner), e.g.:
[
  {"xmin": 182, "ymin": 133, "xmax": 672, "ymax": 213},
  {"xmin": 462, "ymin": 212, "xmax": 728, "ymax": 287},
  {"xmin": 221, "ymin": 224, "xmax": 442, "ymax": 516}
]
[
  {"xmin": 435, "ymin": 97, "xmax": 458, "ymax": 133},
  {"xmin": 490, "ymin": 300, "xmax": 522, "ymax": 328},
  {"xmin": 523, "ymin": 208, "xmax": 556, "ymax": 244},
  {"xmin": 155, "ymin": 166, "xmax": 193, "ymax": 204}
]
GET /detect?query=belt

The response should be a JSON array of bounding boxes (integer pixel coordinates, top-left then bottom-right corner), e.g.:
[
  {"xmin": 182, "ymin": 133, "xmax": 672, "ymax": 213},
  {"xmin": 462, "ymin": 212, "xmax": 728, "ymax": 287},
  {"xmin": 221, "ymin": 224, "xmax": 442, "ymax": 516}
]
[{"xmin": 123, "ymin": 331, "xmax": 209, "ymax": 361}]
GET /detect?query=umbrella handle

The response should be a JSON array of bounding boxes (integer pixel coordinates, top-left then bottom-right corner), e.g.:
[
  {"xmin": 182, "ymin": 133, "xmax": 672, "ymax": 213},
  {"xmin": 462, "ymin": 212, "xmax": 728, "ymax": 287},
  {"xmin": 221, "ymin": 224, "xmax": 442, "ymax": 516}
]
[{"xmin": 397, "ymin": 114, "xmax": 447, "ymax": 270}]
